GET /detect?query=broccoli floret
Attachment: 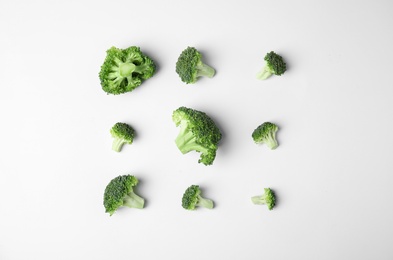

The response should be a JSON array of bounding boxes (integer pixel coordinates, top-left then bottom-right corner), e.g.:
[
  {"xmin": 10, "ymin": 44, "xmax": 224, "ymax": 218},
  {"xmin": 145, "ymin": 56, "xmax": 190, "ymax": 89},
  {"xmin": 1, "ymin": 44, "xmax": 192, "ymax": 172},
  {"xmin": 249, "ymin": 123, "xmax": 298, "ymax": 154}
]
[
  {"xmin": 252, "ymin": 122, "xmax": 279, "ymax": 150},
  {"xmin": 182, "ymin": 185, "xmax": 214, "ymax": 210},
  {"xmin": 172, "ymin": 106, "xmax": 222, "ymax": 166},
  {"xmin": 256, "ymin": 51, "xmax": 286, "ymax": 80},
  {"xmin": 251, "ymin": 188, "xmax": 276, "ymax": 210},
  {"xmin": 103, "ymin": 175, "xmax": 144, "ymax": 216},
  {"xmin": 99, "ymin": 46, "xmax": 155, "ymax": 94},
  {"xmin": 110, "ymin": 122, "xmax": 135, "ymax": 152},
  {"xmin": 175, "ymin": 47, "xmax": 215, "ymax": 84}
]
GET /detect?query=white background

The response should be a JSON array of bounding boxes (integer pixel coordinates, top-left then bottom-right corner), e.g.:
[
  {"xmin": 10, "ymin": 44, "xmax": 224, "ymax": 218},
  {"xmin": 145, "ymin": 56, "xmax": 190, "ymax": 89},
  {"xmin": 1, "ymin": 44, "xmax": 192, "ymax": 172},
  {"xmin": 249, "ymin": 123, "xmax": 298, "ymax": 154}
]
[{"xmin": 1, "ymin": 0, "xmax": 393, "ymax": 259}]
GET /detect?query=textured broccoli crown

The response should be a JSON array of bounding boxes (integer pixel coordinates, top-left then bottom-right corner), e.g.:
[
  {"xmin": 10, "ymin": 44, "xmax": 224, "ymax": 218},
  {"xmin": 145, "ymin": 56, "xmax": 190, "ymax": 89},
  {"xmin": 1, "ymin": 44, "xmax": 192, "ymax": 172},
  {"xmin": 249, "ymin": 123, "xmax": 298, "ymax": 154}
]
[
  {"xmin": 182, "ymin": 185, "xmax": 214, "ymax": 210},
  {"xmin": 256, "ymin": 51, "xmax": 286, "ymax": 80},
  {"xmin": 172, "ymin": 106, "xmax": 222, "ymax": 165},
  {"xmin": 175, "ymin": 46, "xmax": 215, "ymax": 84},
  {"xmin": 264, "ymin": 51, "xmax": 286, "ymax": 76},
  {"xmin": 182, "ymin": 185, "xmax": 201, "ymax": 210},
  {"xmin": 252, "ymin": 122, "xmax": 279, "ymax": 150},
  {"xmin": 110, "ymin": 122, "xmax": 135, "ymax": 152},
  {"xmin": 103, "ymin": 175, "xmax": 144, "ymax": 216},
  {"xmin": 251, "ymin": 188, "xmax": 276, "ymax": 210},
  {"xmin": 99, "ymin": 46, "xmax": 155, "ymax": 95}
]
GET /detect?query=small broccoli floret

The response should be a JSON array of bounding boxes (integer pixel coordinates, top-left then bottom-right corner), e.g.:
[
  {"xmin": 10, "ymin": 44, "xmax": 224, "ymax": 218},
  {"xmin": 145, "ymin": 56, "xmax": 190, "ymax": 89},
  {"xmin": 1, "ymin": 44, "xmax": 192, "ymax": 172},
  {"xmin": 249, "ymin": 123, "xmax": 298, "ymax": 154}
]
[
  {"xmin": 251, "ymin": 188, "xmax": 276, "ymax": 210},
  {"xmin": 182, "ymin": 185, "xmax": 214, "ymax": 210},
  {"xmin": 175, "ymin": 47, "xmax": 215, "ymax": 84},
  {"xmin": 256, "ymin": 51, "xmax": 286, "ymax": 80},
  {"xmin": 252, "ymin": 122, "xmax": 279, "ymax": 150},
  {"xmin": 172, "ymin": 106, "xmax": 222, "ymax": 166},
  {"xmin": 103, "ymin": 175, "xmax": 145, "ymax": 216},
  {"xmin": 110, "ymin": 122, "xmax": 135, "ymax": 152},
  {"xmin": 99, "ymin": 46, "xmax": 155, "ymax": 94}
]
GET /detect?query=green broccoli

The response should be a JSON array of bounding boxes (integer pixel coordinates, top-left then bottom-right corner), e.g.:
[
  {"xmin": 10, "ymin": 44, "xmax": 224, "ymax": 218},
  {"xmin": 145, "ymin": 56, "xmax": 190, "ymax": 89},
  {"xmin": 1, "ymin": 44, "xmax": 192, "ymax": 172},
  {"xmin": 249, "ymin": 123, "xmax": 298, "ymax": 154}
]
[
  {"xmin": 182, "ymin": 185, "xmax": 214, "ymax": 210},
  {"xmin": 256, "ymin": 51, "xmax": 286, "ymax": 80},
  {"xmin": 99, "ymin": 46, "xmax": 155, "ymax": 94},
  {"xmin": 103, "ymin": 175, "xmax": 145, "ymax": 216},
  {"xmin": 175, "ymin": 47, "xmax": 215, "ymax": 84},
  {"xmin": 172, "ymin": 106, "xmax": 222, "ymax": 166},
  {"xmin": 252, "ymin": 122, "xmax": 279, "ymax": 150},
  {"xmin": 251, "ymin": 188, "xmax": 276, "ymax": 210},
  {"xmin": 110, "ymin": 122, "xmax": 135, "ymax": 152}
]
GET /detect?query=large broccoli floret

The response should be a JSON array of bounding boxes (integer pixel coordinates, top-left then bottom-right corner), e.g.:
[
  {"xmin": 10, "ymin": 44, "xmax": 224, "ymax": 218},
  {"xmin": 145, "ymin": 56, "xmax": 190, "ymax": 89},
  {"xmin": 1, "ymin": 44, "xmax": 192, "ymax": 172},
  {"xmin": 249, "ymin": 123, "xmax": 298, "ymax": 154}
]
[
  {"xmin": 252, "ymin": 122, "xmax": 279, "ymax": 150},
  {"xmin": 172, "ymin": 106, "xmax": 222, "ymax": 166},
  {"xmin": 103, "ymin": 175, "xmax": 144, "ymax": 216},
  {"xmin": 256, "ymin": 51, "xmax": 286, "ymax": 80},
  {"xmin": 110, "ymin": 122, "xmax": 135, "ymax": 152},
  {"xmin": 175, "ymin": 47, "xmax": 215, "ymax": 84},
  {"xmin": 99, "ymin": 46, "xmax": 155, "ymax": 94},
  {"xmin": 182, "ymin": 185, "xmax": 214, "ymax": 210},
  {"xmin": 251, "ymin": 188, "xmax": 276, "ymax": 210}
]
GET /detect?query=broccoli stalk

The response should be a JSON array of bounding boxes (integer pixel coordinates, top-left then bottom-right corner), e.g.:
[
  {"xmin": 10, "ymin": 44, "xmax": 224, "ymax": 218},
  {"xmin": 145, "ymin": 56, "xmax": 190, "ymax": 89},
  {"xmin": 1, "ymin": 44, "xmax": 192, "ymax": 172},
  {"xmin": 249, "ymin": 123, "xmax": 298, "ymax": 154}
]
[
  {"xmin": 256, "ymin": 66, "xmax": 274, "ymax": 80},
  {"xmin": 256, "ymin": 51, "xmax": 287, "ymax": 80},
  {"xmin": 195, "ymin": 62, "xmax": 215, "ymax": 78},
  {"xmin": 175, "ymin": 46, "xmax": 215, "ymax": 84},
  {"xmin": 182, "ymin": 185, "xmax": 214, "ymax": 210},
  {"xmin": 196, "ymin": 196, "xmax": 214, "ymax": 209},
  {"xmin": 110, "ymin": 122, "xmax": 135, "ymax": 152},
  {"xmin": 122, "ymin": 191, "xmax": 144, "ymax": 209},
  {"xmin": 251, "ymin": 188, "xmax": 276, "ymax": 210},
  {"xmin": 173, "ymin": 106, "xmax": 222, "ymax": 166},
  {"xmin": 111, "ymin": 138, "xmax": 128, "ymax": 152},
  {"xmin": 175, "ymin": 120, "xmax": 209, "ymax": 155}
]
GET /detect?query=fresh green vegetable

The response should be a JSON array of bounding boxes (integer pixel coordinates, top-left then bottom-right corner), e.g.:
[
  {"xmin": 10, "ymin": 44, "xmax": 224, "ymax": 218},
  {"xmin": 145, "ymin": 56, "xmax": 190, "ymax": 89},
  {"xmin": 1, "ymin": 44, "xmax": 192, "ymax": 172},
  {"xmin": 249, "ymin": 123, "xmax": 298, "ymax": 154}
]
[
  {"xmin": 251, "ymin": 188, "xmax": 276, "ymax": 210},
  {"xmin": 110, "ymin": 122, "xmax": 135, "ymax": 152},
  {"xmin": 103, "ymin": 175, "xmax": 144, "ymax": 216},
  {"xmin": 252, "ymin": 122, "xmax": 279, "ymax": 150},
  {"xmin": 175, "ymin": 46, "xmax": 215, "ymax": 84},
  {"xmin": 99, "ymin": 46, "xmax": 155, "ymax": 94},
  {"xmin": 172, "ymin": 106, "xmax": 222, "ymax": 166},
  {"xmin": 182, "ymin": 185, "xmax": 214, "ymax": 210},
  {"xmin": 256, "ymin": 51, "xmax": 286, "ymax": 80}
]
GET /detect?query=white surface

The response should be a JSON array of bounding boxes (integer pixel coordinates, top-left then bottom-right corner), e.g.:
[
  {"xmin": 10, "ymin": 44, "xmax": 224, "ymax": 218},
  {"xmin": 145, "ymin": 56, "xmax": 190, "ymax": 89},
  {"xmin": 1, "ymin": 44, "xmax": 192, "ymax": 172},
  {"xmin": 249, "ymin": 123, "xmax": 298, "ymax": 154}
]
[{"xmin": 1, "ymin": 0, "xmax": 393, "ymax": 259}]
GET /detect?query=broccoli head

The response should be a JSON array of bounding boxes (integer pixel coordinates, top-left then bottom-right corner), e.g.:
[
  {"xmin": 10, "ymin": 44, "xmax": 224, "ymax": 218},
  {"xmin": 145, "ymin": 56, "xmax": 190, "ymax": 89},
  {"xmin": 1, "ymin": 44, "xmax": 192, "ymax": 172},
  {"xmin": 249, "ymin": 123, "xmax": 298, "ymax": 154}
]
[
  {"xmin": 99, "ymin": 46, "xmax": 155, "ymax": 94},
  {"xmin": 110, "ymin": 122, "xmax": 135, "ymax": 152},
  {"xmin": 182, "ymin": 185, "xmax": 214, "ymax": 210},
  {"xmin": 251, "ymin": 188, "xmax": 276, "ymax": 210},
  {"xmin": 172, "ymin": 106, "xmax": 222, "ymax": 166},
  {"xmin": 252, "ymin": 122, "xmax": 279, "ymax": 150},
  {"xmin": 175, "ymin": 46, "xmax": 215, "ymax": 84},
  {"xmin": 103, "ymin": 175, "xmax": 144, "ymax": 216},
  {"xmin": 256, "ymin": 51, "xmax": 286, "ymax": 80}
]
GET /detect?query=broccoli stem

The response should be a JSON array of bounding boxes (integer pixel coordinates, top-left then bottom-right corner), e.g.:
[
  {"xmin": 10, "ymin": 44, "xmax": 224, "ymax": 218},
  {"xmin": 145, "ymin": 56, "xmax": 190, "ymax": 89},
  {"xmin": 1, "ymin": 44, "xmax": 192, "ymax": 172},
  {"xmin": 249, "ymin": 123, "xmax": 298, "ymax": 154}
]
[
  {"xmin": 175, "ymin": 122, "xmax": 208, "ymax": 154},
  {"xmin": 133, "ymin": 64, "xmax": 150, "ymax": 74},
  {"xmin": 119, "ymin": 63, "xmax": 136, "ymax": 77},
  {"xmin": 266, "ymin": 132, "xmax": 278, "ymax": 150},
  {"xmin": 175, "ymin": 130, "xmax": 208, "ymax": 154},
  {"xmin": 196, "ymin": 63, "xmax": 215, "ymax": 78},
  {"xmin": 256, "ymin": 66, "xmax": 273, "ymax": 80},
  {"xmin": 123, "ymin": 192, "xmax": 144, "ymax": 209},
  {"xmin": 251, "ymin": 195, "xmax": 267, "ymax": 205},
  {"xmin": 197, "ymin": 196, "xmax": 214, "ymax": 209},
  {"xmin": 266, "ymin": 139, "xmax": 278, "ymax": 149},
  {"xmin": 112, "ymin": 138, "xmax": 126, "ymax": 152}
]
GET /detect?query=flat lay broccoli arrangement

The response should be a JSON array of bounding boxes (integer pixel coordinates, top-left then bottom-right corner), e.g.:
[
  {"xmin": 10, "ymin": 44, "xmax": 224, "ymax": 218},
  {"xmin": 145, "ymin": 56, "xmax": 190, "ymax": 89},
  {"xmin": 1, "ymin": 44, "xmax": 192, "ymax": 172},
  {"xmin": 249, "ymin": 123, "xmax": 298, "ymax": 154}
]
[{"xmin": 99, "ymin": 46, "xmax": 286, "ymax": 215}]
